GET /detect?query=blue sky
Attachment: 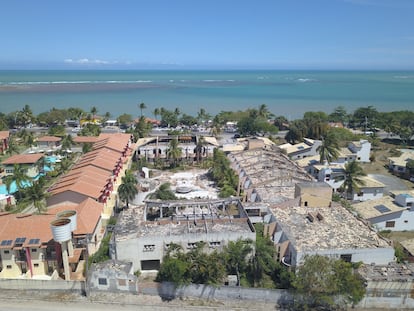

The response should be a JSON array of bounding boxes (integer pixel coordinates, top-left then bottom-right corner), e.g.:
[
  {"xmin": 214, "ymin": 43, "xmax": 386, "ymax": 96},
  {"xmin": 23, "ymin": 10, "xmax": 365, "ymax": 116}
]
[{"xmin": 1, "ymin": 0, "xmax": 414, "ymax": 70}]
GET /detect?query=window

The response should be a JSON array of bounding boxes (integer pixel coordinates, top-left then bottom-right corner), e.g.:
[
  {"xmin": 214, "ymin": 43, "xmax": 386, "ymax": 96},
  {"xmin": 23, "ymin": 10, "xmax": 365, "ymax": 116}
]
[
  {"xmin": 31, "ymin": 249, "xmax": 37, "ymax": 252},
  {"xmin": 4, "ymin": 250, "xmax": 9, "ymax": 254},
  {"xmin": 340, "ymin": 254, "xmax": 352, "ymax": 262},
  {"xmin": 98, "ymin": 278, "xmax": 108, "ymax": 285},
  {"xmin": 404, "ymin": 220, "xmax": 408, "ymax": 223},
  {"xmin": 386, "ymin": 221, "xmax": 395, "ymax": 228},
  {"xmin": 209, "ymin": 241, "xmax": 221, "ymax": 248},
  {"xmin": 143, "ymin": 244, "xmax": 155, "ymax": 252},
  {"xmin": 34, "ymin": 263, "xmax": 39, "ymax": 268},
  {"xmin": 6, "ymin": 265, "xmax": 12, "ymax": 269}
]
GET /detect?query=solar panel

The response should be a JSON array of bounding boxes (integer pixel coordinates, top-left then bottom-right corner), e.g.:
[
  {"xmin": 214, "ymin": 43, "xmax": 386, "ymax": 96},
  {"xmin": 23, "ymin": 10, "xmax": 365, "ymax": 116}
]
[
  {"xmin": 15, "ymin": 237, "xmax": 26, "ymax": 244},
  {"xmin": 374, "ymin": 205, "xmax": 391, "ymax": 214},
  {"xmin": 1, "ymin": 240, "xmax": 12, "ymax": 246},
  {"xmin": 28, "ymin": 238, "xmax": 40, "ymax": 245}
]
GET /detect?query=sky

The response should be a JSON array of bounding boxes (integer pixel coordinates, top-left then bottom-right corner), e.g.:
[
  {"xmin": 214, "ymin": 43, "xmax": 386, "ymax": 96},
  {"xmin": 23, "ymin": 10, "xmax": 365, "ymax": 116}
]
[{"xmin": 1, "ymin": 0, "xmax": 414, "ymax": 70}]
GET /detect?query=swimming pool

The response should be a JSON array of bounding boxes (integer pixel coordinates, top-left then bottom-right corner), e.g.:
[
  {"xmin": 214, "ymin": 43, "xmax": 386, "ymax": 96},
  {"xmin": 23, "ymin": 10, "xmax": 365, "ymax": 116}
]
[{"xmin": 0, "ymin": 179, "xmax": 32, "ymax": 195}]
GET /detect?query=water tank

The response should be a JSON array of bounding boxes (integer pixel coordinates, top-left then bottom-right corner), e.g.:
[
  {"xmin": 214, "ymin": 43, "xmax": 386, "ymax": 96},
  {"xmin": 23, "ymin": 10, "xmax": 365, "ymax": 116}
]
[
  {"xmin": 56, "ymin": 210, "xmax": 77, "ymax": 231},
  {"xmin": 50, "ymin": 218, "xmax": 72, "ymax": 242}
]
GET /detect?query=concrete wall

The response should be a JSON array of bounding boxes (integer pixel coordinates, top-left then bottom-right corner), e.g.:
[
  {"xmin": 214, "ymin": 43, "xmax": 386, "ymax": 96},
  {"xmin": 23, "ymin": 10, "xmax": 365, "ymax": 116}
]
[
  {"xmin": 353, "ymin": 187, "xmax": 384, "ymax": 202},
  {"xmin": 296, "ymin": 247, "xmax": 395, "ymax": 266},
  {"xmin": 0, "ymin": 279, "xmax": 83, "ymax": 292},
  {"xmin": 114, "ymin": 230, "xmax": 256, "ymax": 271}
]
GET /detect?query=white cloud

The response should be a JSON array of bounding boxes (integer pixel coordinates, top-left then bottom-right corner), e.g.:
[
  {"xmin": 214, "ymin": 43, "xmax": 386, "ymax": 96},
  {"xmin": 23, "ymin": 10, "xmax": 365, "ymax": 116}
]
[{"xmin": 63, "ymin": 58, "xmax": 111, "ymax": 65}]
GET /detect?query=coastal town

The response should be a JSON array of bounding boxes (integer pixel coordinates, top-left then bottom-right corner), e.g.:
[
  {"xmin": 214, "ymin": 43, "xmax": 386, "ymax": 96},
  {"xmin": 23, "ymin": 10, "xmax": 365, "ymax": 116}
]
[{"xmin": 0, "ymin": 104, "xmax": 413, "ymax": 310}]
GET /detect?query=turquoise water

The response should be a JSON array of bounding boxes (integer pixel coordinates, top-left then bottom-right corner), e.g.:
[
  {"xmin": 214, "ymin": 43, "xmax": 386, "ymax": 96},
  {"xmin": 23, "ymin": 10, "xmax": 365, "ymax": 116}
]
[
  {"xmin": 0, "ymin": 165, "xmax": 53, "ymax": 195},
  {"xmin": 0, "ymin": 70, "xmax": 413, "ymax": 119}
]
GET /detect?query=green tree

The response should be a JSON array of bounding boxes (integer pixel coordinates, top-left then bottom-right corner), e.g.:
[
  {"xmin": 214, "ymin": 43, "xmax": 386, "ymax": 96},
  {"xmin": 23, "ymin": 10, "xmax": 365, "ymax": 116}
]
[
  {"xmin": 317, "ymin": 130, "xmax": 340, "ymax": 164},
  {"xmin": 61, "ymin": 134, "xmax": 73, "ymax": 152},
  {"xmin": 328, "ymin": 106, "xmax": 348, "ymax": 124},
  {"xmin": 293, "ymin": 255, "xmax": 365, "ymax": 310},
  {"xmin": 285, "ymin": 120, "xmax": 306, "ymax": 144},
  {"xmin": 132, "ymin": 116, "xmax": 152, "ymax": 141},
  {"xmin": 12, "ymin": 164, "xmax": 29, "ymax": 201},
  {"xmin": 223, "ymin": 239, "xmax": 253, "ymax": 285},
  {"xmin": 3, "ymin": 175, "xmax": 14, "ymax": 195},
  {"xmin": 24, "ymin": 177, "xmax": 48, "ymax": 214},
  {"xmin": 48, "ymin": 125, "xmax": 66, "ymax": 137},
  {"xmin": 117, "ymin": 173, "xmax": 138, "ymax": 209},
  {"xmin": 139, "ymin": 102, "xmax": 147, "ymax": 117},
  {"xmin": 149, "ymin": 183, "xmax": 177, "ymax": 200},
  {"xmin": 90, "ymin": 106, "xmax": 98, "ymax": 121},
  {"xmin": 5, "ymin": 137, "xmax": 19, "ymax": 156},
  {"xmin": 153, "ymin": 108, "xmax": 160, "ymax": 120},
  {"xmin": 248, "ymin": 224, "xmax": 277, "ymax": 287},
  {"xmin": 82, "ymin": 142, "xmax": 93, "ymax": 154},
  {"xmin": 341, "ymin": 161, "xmax": 366, "ymax": 200},
  {"xmin": 167, "ymin": 137, "xmax": 182, "ymax": 168}
]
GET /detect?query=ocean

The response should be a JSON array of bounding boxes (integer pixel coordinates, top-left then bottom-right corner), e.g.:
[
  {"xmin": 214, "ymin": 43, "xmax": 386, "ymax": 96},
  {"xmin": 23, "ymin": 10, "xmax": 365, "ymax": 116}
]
[{"xmin": 0, "ymin": 70, "xmax": 413, "ymax": 120}]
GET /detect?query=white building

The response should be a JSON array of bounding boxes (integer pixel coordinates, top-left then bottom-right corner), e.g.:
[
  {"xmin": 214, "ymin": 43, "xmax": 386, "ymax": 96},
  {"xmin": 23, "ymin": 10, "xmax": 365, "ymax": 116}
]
[
  {"xmin": 270, "ymin": 202, "xmax": 394, "ymax": 267},
  {"xmin": 388, "ymin": 149, "xmax": 414, "ymax": 176},
  {"xmin": 353, "ymin": 191, "xmax": 414, "ymax": 231},
  {"xmin": 112, "ymin": 198, "xmax": 256, "ymax": 271},
  {"xmin": 279, "ymin": 138, "xmax": 322, "ymax": 160},
  {"xmin": 337, "ymin": 140, "xmax": 371, "ymax": 163},
  {"xmin": 351, "ymin": 176, "xmax": 385, "ymax": 202}
]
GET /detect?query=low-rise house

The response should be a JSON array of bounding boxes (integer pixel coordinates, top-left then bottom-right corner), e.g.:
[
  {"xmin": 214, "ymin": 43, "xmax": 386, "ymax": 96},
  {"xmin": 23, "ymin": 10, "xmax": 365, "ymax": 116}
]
[
  {"xmin": 37, "ymin": 136, "xmax": 62, "ymax": 152},
  {"xmin": 353, "ymin": 191, "xmax": 414, "ymax": 231},
  {"xmin": 1, "ymin": 153, "xmax": 44, "ymax": 178},
  {"xmin": 388, "ymin": 149, "xmax": 414, "ymax": 177},
  {"xmin": 87, "ymin": 260, "xmax": 138, "ymax": 294},
  {"xmin": 279, "ymin": 138, "xmax": 322, "ymax": 160},
  {"xmin": 351, "ymin": 176, "xmax": 385, "ymax": 202},
  {"xmin": 337, "ymin": 140, "xmax": 371, "ymax": 163},
  {"xmin": 135, "ymin": 135, "xmax": 218, "ymax": 164},
  {"xmin": 0, "ymin": 131, "xmax": 9, "ymax": 155}
]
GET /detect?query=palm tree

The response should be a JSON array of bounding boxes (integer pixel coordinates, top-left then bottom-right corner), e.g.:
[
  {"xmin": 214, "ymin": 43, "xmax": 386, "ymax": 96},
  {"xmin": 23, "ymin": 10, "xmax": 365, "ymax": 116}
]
[
  {"xmin": 224, "ymin": 239, "xmax": 253, "ymax": 286},
  {"xmin": 61, "ymin": 134, "xmax": 73, "ymax": 152},
  {"xmin": 167, "ymin": 137, "xmax": 182, "ymax": 168},
  {"xmin": 258, "ymin": 104, "xmax": 270, "ymax": 119},
  {"xmin": 139, "ymin": 102, "xmax": 147, "ymax": 117},
  {"xmin": 3, "ymin": 175, "xmax": 14, "ymax": 195},
  {"xmin": 90, "ymin": 106, "xmax": 98, "ymax": 121},
  {"xmin": 117, "ymin": 179, "xmax": 138, "ymax": 209},
  {"xmin": 248, "ymin": 230, "xmax": 276, "ymax": 287},
  {"xmin": 12, "ymin": 164, "xmax": 29, "ymax": 201},
  {"xmin": 341, "ymin": 161, "xmax": 366, "ymax": 200},
  {"xmin": 153, "ymin": 108, "xmax": 160, "ymax": 121},
  {"xmin": 194, "ymin": 136, "xmax": 206, "ymax": 164},
  {"xmin": 317, "ymin": 130, "xmax": 340, "ymax": 164},
  {"xmin": 5, "ymin": 137, "xmax": 19, "ymax": 156},
  {"xmin": 25, "ymin": 178, "xmax": 48, "ymax": 214}
]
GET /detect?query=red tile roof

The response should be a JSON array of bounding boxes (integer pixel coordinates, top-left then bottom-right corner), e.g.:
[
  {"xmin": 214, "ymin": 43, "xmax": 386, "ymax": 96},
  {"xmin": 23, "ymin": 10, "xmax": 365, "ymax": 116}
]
[
  {"xmin": 49, "ymin": 198, "xmax": 103, "ymax": 235},
  {"xmin": 37, "ymin": 136, "xmax": 62, "ymax": 142},
  {"xmin": 0, "ymin": 213, "xmax": 55, "ymax": 248},
  {"xmin": 2, "ymin": 153, "xmax": 43, "ymax": 165},
  {"xmin": 0, "ymin": 131, "xmax": 9, "ymax": 140}
]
